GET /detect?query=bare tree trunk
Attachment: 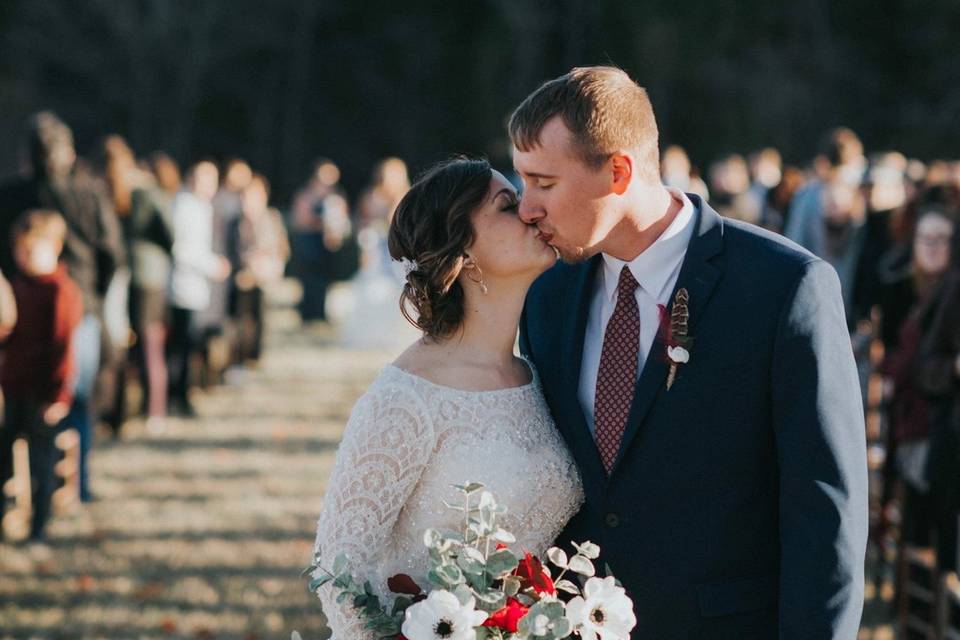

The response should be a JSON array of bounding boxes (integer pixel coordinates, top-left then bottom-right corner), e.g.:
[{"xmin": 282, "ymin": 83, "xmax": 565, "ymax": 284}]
[
  {"xmin": 169, "ymin": 3, "xmax": 214, "ymax": 160},
  {"xmin": 279, "ymin": 2, "xmax": 320, "ymax": 199}
]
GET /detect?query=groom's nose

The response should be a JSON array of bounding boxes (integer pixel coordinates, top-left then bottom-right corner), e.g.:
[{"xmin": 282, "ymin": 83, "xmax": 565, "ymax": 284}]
[{"xmin": 518, "ymin": 196, "xmax": 544, "ymax": 225}]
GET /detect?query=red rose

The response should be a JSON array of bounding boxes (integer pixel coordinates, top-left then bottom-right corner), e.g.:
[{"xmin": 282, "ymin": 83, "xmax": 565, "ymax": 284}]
[
  {"xmin": 482, "ymin": 597, "xmax": 529, "ymax": 633},
  {"xmin": 514, "ymin": 552, "xmax": 556, "ymax": 596},
  {"xmin": 495, "ymin": 543, "xmax": 509, "ymax": 551}
]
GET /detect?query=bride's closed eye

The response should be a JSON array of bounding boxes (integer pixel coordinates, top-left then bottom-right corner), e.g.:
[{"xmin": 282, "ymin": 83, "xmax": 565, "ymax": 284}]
[{"xmin": 499, "ymin": 198, "xmax": 519, "ymax": 213}]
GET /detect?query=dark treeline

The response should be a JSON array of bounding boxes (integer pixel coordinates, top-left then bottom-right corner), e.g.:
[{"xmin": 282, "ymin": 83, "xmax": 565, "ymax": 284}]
[{"xmin": 0, "ymin": 0, "xmax": 957, "ymax": 201}]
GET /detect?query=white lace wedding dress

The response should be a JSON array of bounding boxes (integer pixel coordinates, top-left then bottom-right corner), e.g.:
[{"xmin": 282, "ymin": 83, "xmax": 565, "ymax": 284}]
[{"xmin": 312, "ymin": 359, "xmax": 585, "ymax": 639}]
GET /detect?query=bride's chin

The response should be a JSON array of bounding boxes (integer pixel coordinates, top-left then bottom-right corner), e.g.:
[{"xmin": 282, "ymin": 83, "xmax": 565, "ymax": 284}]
[{"xmin": 535, "ymin": 251, "xmax": 557, "ymax": 273}]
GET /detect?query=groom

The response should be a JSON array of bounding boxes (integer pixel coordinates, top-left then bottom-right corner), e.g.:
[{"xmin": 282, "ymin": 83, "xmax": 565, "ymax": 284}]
[{"xmin": 514, "ymin": 67, "xmax": 867, "ymax": 638}]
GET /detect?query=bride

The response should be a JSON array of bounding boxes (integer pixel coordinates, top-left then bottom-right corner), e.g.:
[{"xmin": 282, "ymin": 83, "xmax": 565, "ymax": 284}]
[{"xmin": 311, "ymin": 157, "xmax": 584, "ymax": 638}]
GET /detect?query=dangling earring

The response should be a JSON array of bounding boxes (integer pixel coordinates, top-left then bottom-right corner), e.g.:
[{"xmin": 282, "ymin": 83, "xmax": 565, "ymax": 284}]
[{"xmin": 464, "ymin": 257, "xmax": 488, "ymax": 295}]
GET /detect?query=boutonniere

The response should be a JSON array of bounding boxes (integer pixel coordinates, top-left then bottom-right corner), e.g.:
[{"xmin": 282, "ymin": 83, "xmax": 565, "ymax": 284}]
[{"xmin": 658, "ymin": 288, "xmax": 694, "ymax": 390}]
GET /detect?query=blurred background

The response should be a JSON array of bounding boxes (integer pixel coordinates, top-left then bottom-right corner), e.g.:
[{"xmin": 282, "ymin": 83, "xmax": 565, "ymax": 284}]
[
  {"xmin": 1, "ymin": 0, "xmax": 958, "ymax": 199},
  {"xmin": 1, "ymin": 1, "xmax": 959, "ymax": 639}
]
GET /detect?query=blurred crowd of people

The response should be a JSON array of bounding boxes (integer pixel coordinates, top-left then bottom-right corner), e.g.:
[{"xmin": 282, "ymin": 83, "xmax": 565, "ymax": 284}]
[
  {"xmin": 0, "ymin": 112, "xmax": 295, "ymax": 543},
  {"xmin": 1, "ymin": 107, "xmax": 958, "ymax": 588},
  {"xmin": 0, "ymin": 110, "xmax": 416, "ymax": 546}
]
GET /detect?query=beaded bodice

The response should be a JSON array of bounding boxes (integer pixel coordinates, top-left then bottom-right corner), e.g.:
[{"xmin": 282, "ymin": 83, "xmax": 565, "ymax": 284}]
[{"xmin": 312, "ymin": 361, "xmax": 585, "ymax": 638}]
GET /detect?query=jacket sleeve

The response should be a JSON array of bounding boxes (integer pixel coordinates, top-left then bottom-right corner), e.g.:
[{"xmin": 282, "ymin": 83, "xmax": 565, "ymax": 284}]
[
  {"xmin": 49, "ymin": 280, "xmax": 84, "ymax": 406},
  {"xmin": 771, "ymin": 258, "xmax": 868, "ymax": 638}
]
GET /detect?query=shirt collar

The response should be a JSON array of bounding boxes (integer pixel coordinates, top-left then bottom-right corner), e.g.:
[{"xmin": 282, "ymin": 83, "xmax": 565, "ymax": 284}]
[{"xmin": 600, "ymin": 188, "xmax": 695, "ymax": 303}]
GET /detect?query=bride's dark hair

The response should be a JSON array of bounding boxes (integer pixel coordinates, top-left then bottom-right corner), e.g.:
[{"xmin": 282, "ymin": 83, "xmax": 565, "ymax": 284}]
[{"xmin": 388, "ymin": 156, "xmax": 492, "ymax": 339}]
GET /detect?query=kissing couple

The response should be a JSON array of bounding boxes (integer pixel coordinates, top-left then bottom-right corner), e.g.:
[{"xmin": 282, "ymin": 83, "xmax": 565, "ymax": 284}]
[{"xmin": 313, "ymin": 65, "xmax": 868, "ymax": 639}]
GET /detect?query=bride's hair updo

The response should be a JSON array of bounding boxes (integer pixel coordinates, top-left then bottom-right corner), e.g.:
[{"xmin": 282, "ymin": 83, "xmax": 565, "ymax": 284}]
[{"xmin": 388, "ymin": 157, "xmax": 493, "ymax": 339}]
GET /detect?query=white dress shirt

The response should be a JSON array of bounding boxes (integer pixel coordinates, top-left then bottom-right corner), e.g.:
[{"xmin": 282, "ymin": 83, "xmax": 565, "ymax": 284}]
[{"xmin": 578, "ymin": 188, "xmax": 697, "ymax": 436}]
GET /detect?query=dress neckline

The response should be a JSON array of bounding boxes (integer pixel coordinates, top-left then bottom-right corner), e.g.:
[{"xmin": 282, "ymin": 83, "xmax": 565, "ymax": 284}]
[{"xmin": 383, "ymin": 356, "xmax": 537, "ymax": 395}]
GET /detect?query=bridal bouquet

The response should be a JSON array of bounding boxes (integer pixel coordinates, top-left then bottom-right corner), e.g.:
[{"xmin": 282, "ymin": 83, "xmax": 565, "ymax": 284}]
[{"xmin": 301, "ymin": 482, "xmax": 636, "ymax": 640}]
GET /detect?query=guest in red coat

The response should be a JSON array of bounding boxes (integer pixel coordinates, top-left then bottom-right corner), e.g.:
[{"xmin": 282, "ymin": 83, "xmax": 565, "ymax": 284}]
[{"xmin": 0, "ymin": 209, "xmax": 83, "ymax": 542}]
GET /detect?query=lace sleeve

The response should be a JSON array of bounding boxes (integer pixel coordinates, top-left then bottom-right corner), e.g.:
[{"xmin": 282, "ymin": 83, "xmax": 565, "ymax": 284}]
[{"xmin": 312, "ymin": 378, "xmax": 435, "ymax": 639}]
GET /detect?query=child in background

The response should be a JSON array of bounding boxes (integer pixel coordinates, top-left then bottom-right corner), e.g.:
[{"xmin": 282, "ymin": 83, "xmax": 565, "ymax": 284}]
[{"xmin": 0, "ymin": 209, "xmax": 83, "ymax": 542}]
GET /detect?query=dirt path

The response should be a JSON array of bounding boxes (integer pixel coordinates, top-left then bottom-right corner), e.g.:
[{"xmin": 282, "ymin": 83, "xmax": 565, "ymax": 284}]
[{"xmin": 1, "ymin": 308, "xmax": 395, "ymax": 640}]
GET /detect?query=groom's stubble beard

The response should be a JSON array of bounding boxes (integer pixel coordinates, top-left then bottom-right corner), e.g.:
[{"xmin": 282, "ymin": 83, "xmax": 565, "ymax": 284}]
[{"xmin": 556, "ymin": 244, "xmax": 589, "ymax": 264}]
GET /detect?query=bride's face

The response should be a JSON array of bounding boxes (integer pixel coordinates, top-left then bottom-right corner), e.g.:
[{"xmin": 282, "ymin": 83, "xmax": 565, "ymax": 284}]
[{"xmin": 463, "ymin": 171, "xmax": 557, "ymax": 284}]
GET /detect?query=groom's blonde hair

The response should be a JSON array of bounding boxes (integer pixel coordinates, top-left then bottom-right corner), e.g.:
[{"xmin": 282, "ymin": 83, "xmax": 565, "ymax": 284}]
[{"xmin": 509, "ymin": 66, "xmax": 660, "ymax": 181}]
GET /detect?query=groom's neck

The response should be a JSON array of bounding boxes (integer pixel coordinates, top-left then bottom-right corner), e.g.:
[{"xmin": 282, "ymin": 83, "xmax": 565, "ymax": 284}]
[{"xmin": 601, "ymin": 183, "xmax": 680, "ymax": 262}]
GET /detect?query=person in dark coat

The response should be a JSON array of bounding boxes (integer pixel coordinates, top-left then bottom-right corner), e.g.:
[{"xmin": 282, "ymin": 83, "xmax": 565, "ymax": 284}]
[{"xmin": 0, "ymin": 111, "xmax": 124, "ymax": 502}]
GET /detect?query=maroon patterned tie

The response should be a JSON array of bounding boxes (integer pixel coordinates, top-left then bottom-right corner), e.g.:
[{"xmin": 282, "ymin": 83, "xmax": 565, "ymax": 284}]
[{"xmin": 594, "ymin": 266, "xmax": 640, "ymax": 474}]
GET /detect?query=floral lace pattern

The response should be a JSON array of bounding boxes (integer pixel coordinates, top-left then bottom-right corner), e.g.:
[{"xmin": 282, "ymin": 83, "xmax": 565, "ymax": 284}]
[{"xmin": 312, "ymin": 361, "xmax": 585, "ymax": 639}]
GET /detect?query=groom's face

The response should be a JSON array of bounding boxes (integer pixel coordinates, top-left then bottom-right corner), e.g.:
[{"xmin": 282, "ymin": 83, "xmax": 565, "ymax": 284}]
[{"xmin": 513, "ymin": 117, "xmax": 614, "ymax": 263}]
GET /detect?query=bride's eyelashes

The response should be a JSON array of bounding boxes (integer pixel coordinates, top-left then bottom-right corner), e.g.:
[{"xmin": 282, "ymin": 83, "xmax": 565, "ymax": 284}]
[{"xmin": 500, "ymin": 199, "xmax": 520, "ymax": 213}]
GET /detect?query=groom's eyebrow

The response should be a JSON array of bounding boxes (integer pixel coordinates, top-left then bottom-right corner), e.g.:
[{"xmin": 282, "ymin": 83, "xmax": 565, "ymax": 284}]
[{"xmin": 520, "ymin": 171, "xmax": 557, "ymax": 179}]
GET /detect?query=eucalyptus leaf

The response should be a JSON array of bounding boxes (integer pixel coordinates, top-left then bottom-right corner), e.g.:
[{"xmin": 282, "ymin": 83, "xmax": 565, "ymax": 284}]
[
  {"xmin": 332, "ymin": 553, "xmax": 348, "ymax": 576},
  {"xmin": 515, "ymin": 593, "xmax": 535, "ymax": 607},
  {"xmin": 478, "ymin": 491, "xmax": 496, "ymax": 510},
  {"xmin": 427, "ymin": 568, "xmax": 450, "ymax": 590},
  {"xmin": 440, "ymin": 563, "xmax": 464, "ymax": 584},
  {"xmin": 546, "ymin": 547, "xmax": 568, "ymax": 568},
  {"xmin": 436, "ymin": 537, "xmax": 455, "ymax": 554},
  {"xmin": 423, "ymin": 528, "xmax": 442, "ymax": 549},
  {"xmin": 453, "ymin": 583, "xmax": 475, "ymax": 606},
  {"xmin": 459, "ymin": 481, "xmax": 486, "ymax": 495},
  {"xmin": 572, "ymin": 540, "xmax": 601, "ymax": 560},
  {"xmin": 553, "ymin": 579, "xmax": 580, "ymax": 595},
  {"xmin": 291, "ymin": 633, "xmax": 303, "ymax": 640},
  {"xmin": 457, "ymin": 547, "xmax": 487, "ymax": 575},
  {"xmin": 492, "ymin": 528, "xmax": 516, "ymax": 544},
  {"xmin": 503, "ymin": 576, "xmax": 521, "ymax": 597},
  {"xmin": 391, "ymin": 595, "xmax": 413, "ymax": 616},
  {"xmin": 552, "ymin": 616, "xmax": 572, "ymax": 637},
  {"xmin": 518, "ymin": 600, "xmax": 570, "ymax": 639},
  {"xmin": 567, "ymin": 555, "xmax": 596, "ymax": 577},
  {"xmin": 467, "ymin": 569, "xmax": 491, "ymax": 592},
  {"xmin": 486, "ymin": 549, "xmax": 519, "ymax": 577},
  {"xmin": 474, "ymin": 589, "xmax": 506, "ymax": 612},
  {"xmin": 308, "ymin": 575, "xmax": 332, "ymax": 592}
]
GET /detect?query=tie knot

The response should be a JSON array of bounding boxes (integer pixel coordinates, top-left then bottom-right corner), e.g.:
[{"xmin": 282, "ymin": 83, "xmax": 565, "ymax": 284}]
[{"xmin": 617, "ymin": 265, "xmax": 638, "ymax": 294}]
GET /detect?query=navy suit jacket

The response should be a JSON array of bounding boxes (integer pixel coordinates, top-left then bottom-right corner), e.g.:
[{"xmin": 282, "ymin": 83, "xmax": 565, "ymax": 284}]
[{"xmin": 519, "ymin": 196, "xmax": 868, "ymax": 639}]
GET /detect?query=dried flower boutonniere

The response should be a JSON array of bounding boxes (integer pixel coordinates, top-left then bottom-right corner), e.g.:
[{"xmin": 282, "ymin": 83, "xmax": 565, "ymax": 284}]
[{"xmin": 658, "ymin": 288, "xmax": 694, "ymax": 390}]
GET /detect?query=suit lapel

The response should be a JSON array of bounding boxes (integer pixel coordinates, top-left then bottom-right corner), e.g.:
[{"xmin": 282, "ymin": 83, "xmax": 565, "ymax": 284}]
[
  {"xmin": 609, "ymin": 196, "xmax": 725, "ymax": 477},
  {"xmin": 556, "ymin": 255, "xmax": 607, "ymax": 498}
]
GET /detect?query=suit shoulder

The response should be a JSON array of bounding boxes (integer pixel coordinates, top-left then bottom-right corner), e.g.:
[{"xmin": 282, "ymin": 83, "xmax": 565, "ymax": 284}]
[{"xmin": 721, "ymin": 218, "xmax": 820, "ymax": 278}]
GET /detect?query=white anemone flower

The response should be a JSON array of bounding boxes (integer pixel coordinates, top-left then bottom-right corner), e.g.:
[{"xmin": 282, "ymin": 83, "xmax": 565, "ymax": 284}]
[
  {"xmin": 401, "ymin": 590, "xmax": 488, "ymax": 640},
  {"xmin": 565, "ymin": 576, "xmax": 636, "ymax": 640}
]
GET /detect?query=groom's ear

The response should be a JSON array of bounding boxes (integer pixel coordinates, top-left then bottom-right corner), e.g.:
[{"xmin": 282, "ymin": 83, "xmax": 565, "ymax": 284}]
[{"xmin": 610, "ymin": 153, "xmax": 633, "ymax": 196}]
